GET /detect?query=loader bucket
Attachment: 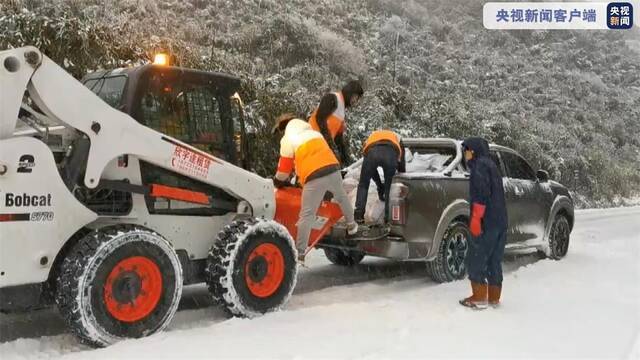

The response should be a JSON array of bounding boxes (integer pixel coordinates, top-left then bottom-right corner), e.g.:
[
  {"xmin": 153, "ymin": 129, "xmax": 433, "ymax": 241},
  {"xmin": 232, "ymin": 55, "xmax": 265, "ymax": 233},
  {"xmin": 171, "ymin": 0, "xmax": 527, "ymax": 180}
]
[{"xmin": 274, "ymin": 187, "xmax": 343, "ymax": 249}]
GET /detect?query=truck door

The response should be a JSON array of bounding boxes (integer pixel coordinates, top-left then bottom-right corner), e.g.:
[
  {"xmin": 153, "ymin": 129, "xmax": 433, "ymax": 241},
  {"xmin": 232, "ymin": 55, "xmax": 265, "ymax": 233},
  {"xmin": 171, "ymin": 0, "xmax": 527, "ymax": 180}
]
[
  {"xmin": 488, "ymin": 150, "xmax": 518, "ymax": 242},
  {"xmin": 500, "ymin": 151, "xmax": 547, "ymax": 243}
]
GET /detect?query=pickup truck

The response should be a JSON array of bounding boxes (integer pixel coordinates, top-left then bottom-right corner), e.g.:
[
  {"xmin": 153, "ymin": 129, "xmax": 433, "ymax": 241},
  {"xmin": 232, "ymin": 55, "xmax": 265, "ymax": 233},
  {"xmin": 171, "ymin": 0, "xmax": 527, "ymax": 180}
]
[{"xmin": 317, "ymin": 138, "xmax": 574, "ymax": 283}]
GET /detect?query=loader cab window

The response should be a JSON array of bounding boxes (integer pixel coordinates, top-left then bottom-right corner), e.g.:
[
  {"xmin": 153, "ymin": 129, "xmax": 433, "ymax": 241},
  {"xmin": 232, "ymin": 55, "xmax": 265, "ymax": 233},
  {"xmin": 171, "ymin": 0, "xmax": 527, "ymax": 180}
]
[
  {"xmin": 84, "ymin": 75, "xmax": 127, "ymax": 108},
  {"xmin": 138, "ymin": 71, "xmax": 230, "ymax": 160}
]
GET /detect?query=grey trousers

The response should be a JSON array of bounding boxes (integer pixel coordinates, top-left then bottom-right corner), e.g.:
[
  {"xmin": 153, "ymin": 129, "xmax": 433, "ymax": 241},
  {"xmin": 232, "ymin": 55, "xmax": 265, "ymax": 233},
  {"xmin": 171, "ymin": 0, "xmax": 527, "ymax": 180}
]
[{"xmin": 297, "ymin": 171, "xmax": 354, "ymax": 255}]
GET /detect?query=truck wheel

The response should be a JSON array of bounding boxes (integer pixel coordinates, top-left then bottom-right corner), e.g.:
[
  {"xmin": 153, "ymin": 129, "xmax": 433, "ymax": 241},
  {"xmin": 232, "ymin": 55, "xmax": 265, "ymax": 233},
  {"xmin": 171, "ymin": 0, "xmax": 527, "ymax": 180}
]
[
  {"xmin": 323, "ymin": 248, "xmax": 365, "ymax": 266},
  {"xmin": 543, "ymin": 214, "xmax": 571, "ymax": 260},
  {"xmin": 206, "ymin": 218, "xmax": 297, "ymax": 318},
  {"xmin": 426, "ymin": 221, "xmax": 469, "ymax": 283},
  {"xmin": 55, "ymin": 225, "xmax": 183, "ymax": 347}
]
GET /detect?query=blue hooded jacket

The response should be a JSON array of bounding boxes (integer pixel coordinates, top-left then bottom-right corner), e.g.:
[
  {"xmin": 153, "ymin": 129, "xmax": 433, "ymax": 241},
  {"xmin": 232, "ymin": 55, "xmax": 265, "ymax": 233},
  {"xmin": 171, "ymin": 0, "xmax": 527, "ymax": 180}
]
[{"xmin": 462, "ymin": 137, "xmax": 508, "ymax": 230}]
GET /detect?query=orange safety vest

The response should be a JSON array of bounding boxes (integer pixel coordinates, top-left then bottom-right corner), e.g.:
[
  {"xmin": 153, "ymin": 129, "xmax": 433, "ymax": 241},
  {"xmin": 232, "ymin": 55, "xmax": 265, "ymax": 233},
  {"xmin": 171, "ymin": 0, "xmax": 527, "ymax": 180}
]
[
  {"xmin": 277, "ymin": 119, "xmax": 339, "ymax": 185},
  {"xmin": 308, "ymin": 92, "xmax": 346, "ymax": 140},
  {"xmin": 363, "ymin": 130, "xmax": 402, "ymax": 160},
  {"xmin": 294, "ymin": 138, "xmax": 339, "ymax": 184}
]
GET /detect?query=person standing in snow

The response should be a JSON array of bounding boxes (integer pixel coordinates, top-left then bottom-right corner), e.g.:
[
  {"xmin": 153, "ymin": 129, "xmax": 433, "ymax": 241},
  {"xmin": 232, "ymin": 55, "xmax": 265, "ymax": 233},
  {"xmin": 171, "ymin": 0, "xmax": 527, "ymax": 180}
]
[
  {"xmin": 459, "ymin": 137, "xmax": 508, "ymax": 309},
  {"xmin": 272, "ymin": 113, "xmax": 359, "ymax": 265},
  {"xmin": 308, "ymin": 80, "xmax": 364, "ymax": 165},
  {"xmin": 354, "ymin": 130, "xmax": 406, "ymax": 224}
]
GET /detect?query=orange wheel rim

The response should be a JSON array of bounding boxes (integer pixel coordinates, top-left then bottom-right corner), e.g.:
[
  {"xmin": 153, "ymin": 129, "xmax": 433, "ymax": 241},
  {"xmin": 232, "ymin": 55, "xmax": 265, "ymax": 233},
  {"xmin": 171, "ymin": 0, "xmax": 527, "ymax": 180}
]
[
  {"xmin": 244, "ymin": 243, "xmax": 285, "ymax": 298},
  {"xmin": 103, "ymin": 256, "xmax": 163, "ymax": 322}
]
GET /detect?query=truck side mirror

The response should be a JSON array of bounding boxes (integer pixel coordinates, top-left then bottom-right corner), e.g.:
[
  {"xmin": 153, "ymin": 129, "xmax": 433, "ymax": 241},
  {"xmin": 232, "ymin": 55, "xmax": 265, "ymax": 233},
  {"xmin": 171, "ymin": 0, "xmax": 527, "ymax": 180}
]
[{"xmin": 537, "ymin": 170, "xmax": 549, "ymax": 183}]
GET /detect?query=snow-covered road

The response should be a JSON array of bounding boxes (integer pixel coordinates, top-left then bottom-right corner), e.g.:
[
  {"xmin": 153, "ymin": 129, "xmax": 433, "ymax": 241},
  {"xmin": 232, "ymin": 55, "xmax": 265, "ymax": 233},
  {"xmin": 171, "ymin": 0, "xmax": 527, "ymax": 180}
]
[{"xmin": 1, "ymin": 207, "xmax": 639, "ymax": 359}]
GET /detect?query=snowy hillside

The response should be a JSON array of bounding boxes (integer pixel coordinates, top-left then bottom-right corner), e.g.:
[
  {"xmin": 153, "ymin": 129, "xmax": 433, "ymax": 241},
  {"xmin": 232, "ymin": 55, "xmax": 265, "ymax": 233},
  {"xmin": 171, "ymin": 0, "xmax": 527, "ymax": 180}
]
[
  {"xmin": 1, "ymin": 207, "xmax": 639, "ymax": 359},
  {"xmin": 1, "ymin": 0, "xmax": 639, "ymax": 205}
]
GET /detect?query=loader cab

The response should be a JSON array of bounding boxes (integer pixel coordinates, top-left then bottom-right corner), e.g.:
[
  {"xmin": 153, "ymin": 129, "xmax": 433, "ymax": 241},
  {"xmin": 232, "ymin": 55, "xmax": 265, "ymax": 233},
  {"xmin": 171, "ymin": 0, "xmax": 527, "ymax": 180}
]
[{"xmin": 82, "ymin": 65, "xmax": 250, "ymax": 169}]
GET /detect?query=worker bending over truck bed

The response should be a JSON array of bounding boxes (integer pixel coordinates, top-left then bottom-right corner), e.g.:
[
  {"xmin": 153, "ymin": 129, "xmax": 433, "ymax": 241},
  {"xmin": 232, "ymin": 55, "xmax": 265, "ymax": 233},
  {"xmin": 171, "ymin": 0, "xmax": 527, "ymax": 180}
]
[{"xmin": 354, "ymin": 130, "xmax": 406, "ymax": 224}]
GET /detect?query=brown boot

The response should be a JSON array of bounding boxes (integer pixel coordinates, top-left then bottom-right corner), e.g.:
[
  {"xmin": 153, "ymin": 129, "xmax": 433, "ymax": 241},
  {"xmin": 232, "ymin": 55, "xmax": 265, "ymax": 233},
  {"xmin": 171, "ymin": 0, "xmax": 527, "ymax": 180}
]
[
  {"xmin": 488, "ymin": 285, "xmax": 502, "ymax": 307},
  {"xmin": 459, "ymin": 282, "xmax": 488, "ymax": 309}
]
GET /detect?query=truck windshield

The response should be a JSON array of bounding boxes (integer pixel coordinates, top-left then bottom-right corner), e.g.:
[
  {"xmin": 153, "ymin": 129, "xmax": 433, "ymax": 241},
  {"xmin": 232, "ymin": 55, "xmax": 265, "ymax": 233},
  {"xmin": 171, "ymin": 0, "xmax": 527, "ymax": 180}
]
[{"xmin": 84, "ymin": 76, "xmax": 127, "ymax": 108}]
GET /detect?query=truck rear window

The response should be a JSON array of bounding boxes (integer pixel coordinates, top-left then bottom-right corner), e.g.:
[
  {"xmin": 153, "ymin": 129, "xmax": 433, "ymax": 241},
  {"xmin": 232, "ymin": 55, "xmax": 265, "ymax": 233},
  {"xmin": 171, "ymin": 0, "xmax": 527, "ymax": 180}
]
[{"xmin": 405, "ymin": 146, "xmax": 457, "ymax": 173}]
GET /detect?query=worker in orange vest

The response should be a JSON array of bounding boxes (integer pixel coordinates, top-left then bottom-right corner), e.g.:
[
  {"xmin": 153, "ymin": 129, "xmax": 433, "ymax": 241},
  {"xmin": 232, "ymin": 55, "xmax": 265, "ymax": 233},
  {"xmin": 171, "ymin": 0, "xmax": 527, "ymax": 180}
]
[
  {"xmin": 308, "ymin": 80, "xmax": 364, "ymax": 165},
  {"xmin": 354, "ymin": 130, "xmax": 406, "ymax": 224},
  {"xmin": 272, "ymin": 113, "xmax": 359, "ymax": 265}
]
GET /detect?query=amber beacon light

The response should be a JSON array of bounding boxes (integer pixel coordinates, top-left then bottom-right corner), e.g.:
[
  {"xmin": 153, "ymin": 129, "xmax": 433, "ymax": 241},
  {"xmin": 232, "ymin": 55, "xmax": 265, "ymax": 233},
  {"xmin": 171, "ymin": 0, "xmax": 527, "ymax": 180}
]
[{"xmin": 153, "ymin": 53, "xmax": 169, "ymax": 65}]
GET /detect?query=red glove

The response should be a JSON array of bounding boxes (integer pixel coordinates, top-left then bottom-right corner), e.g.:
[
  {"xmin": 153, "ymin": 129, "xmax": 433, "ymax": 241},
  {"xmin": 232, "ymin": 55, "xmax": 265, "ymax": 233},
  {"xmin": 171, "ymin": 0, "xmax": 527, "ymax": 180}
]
[{"xmin": 469, "ymin": 203, "xmax": 486, "ymax": 237}]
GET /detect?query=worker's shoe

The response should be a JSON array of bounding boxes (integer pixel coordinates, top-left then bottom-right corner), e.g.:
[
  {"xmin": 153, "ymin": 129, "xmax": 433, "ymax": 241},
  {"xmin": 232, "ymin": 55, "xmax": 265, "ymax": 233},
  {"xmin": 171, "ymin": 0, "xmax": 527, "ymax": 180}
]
[
  {"xmin": 354, "ymin": 210, "xmax": 365, "ymax": 225},
  {"xmin": 296, "ymin": 254, "xmax": 308, "ymax": 268},
  {"xmin": 488, "ymin": 285, "xmax": 502, "ymax": 308},
  {"xmin": 459, "ymin": 282, "xmax": 488, "ymax": 310},
  {"xmin": 346, "ymin": 222, "xmax": 359, "ymax": 236}
]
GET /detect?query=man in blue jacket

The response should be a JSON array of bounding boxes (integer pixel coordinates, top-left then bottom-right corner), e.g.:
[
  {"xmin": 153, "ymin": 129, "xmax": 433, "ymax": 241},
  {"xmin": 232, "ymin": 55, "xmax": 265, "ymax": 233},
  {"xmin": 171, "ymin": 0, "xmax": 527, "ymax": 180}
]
[{"xmin": 460, "ymin": 137, "xmax": 508, "ymax": 309}]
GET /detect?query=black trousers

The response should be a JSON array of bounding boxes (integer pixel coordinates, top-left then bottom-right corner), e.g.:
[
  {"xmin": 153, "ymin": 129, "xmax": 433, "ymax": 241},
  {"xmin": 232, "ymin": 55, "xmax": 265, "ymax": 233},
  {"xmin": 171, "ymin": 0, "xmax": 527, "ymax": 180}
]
[
  {"xmin": 466, "ymin": 226, "xmax": 507, "ymax": 286},
  {"xmin": 354, "ymin": 145, "xmax": 398, "ymax": 222}
]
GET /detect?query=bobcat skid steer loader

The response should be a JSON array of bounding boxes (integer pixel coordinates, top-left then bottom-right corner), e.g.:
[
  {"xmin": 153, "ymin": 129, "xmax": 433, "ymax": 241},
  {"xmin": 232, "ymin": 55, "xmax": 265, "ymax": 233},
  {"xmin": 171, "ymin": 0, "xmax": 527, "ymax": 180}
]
[{"xmin": 0, "ymin": 47, "xmax": 344, "ymax": 347}]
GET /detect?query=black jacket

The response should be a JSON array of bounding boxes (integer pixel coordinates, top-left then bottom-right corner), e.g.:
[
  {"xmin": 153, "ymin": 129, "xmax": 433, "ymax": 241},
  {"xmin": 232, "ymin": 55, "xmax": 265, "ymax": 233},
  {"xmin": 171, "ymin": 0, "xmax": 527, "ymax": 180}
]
[
  {"xmin": 315, "ymin": 93, "xmax": 350, "ymax": 164},
  {"xmin": 367, "ymin": 140, "xmax": 406, "ymax": 191},
  {"xmin": 462, "ymin": 137, "xmax": 508, "ymax": 230},
  {"xmin": 397, "ymin": 140, "xmax": 406, "ymax": 173}
]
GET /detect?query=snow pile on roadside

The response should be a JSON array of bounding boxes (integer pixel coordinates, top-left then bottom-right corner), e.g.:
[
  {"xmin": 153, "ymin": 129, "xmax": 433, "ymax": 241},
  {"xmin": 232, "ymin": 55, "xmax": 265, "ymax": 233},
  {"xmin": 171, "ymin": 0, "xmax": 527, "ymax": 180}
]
[
  {"xmin": 0, "ymin": 335, "xmax": 85, "ymax": 359},
  {"xmin": 573, "ymin": 192, "xmax": 640, "ymax": 209},
  {"xmin": 0, "ymin": 207, "xmax": 639, "ymax": 359}
]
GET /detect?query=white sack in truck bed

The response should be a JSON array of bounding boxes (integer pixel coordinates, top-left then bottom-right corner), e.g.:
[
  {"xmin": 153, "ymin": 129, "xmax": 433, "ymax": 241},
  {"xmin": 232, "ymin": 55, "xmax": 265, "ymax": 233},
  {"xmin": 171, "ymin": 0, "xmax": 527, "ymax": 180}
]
[{"xmin": 341, "ymin": 149, "xmax": 452, "ymax": 224}]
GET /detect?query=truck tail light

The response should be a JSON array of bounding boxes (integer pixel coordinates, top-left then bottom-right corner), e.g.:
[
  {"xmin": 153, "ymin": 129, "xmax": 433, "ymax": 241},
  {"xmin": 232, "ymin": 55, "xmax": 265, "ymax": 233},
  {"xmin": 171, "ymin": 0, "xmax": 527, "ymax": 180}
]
[
  {"xmin": 392, "ymin": 205, "xmax": 402, "ymax": 222},
  {"xmin": 390, "ymin": 183, "xmax": 409, "ymax": 225}
]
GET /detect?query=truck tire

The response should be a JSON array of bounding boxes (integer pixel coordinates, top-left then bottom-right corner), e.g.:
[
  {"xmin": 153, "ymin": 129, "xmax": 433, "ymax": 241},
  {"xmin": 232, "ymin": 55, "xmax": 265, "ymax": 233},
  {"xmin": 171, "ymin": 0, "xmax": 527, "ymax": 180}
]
[
  {"xmin": 426, "ymin": 221, "xmax": 469, "ymax": 283},
  {"xmin": 323, "ymin": 248, "xmax": 365, "ymax": 266},
  {"xmin": 542, "ymin": 214, "xmax": 571, "ymax": 260},
  {"xmin": 206, "ymin": 218, "xmax": 297, "ymax": 318},
  {"xmin": 55, "ymin": 225, "xmax": 183, "ymax": 347}
]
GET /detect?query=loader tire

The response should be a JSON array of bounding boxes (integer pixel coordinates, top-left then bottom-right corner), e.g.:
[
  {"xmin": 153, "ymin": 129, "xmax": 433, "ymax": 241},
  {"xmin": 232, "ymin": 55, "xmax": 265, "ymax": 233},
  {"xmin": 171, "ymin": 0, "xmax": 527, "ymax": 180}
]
[
  {"xmin": 206, "ymin": 218, "xmax": 297, "ymax": 318},
  {"xmin": 55, "ymin": 225, "xmax": 183, "ymax": 347},
  {"xmin": 323, "ymin": 248, "xmax": 365, "ymax": 266},
  {"xmin": 426, "ymin": 221, "xmax": 469, "ymax": 283}
]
